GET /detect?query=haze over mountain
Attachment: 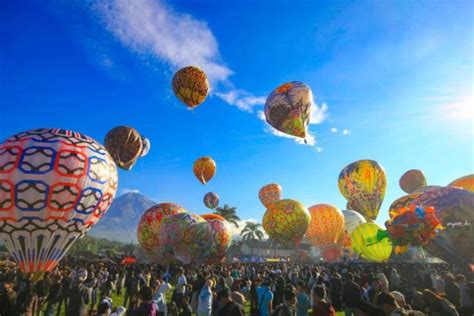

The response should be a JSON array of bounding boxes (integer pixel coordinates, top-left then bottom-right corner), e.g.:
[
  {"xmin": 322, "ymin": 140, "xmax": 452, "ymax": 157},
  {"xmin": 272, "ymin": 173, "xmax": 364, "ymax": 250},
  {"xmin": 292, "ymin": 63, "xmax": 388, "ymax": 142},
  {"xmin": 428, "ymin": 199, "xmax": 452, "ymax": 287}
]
[{"xmin": 89, "ymin": 192, "xmax": 155, "ymax": 243}]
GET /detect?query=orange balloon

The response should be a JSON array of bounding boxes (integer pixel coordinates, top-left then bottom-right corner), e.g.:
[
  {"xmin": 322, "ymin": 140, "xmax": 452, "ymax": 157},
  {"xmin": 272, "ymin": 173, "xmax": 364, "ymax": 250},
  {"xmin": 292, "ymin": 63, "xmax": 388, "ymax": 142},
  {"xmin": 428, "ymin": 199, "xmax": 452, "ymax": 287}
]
[
  {"xmin": 306, "ymin": 204, "xmax": 345, "ymax": 251},
  {"xmin": 201, "ymin": 214, "xmax": 226, "ymax": 221},
  {"xmin": 259, "ymin": 183, "xmax": 282, "ymax": 208},
  {"xmin": 448, "ymin": 174, "xmax": 474, "ymax": 192},
  {"xmin": 193, "ymin": 157, "xmax": 216, "ymax": 184}
]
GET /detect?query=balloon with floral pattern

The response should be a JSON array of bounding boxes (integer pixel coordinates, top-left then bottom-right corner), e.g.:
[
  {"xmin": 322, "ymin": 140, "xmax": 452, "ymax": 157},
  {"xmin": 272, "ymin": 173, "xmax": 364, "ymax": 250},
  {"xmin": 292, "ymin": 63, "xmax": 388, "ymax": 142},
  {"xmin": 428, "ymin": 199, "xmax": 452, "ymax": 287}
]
[
  {"xmin": 399, "ymin": 169, "xmax": 427, "ymax": 194},
  {"xmin": 193, "ymin": 157, "xmax": 216, "ymax": 185},
  {"xmin": 259, "ymin": 183, "xmax": 283, "ymax": 208},
  {"xmin": 172, "ymin": 66, "xmax": 209, "ymax": 109},
  {"xmin": 203, "ymin": 192, "xmax": 220, "ymax": 209},
  {"xmin": 201, "ymin": 214, "xmax": 232, "ymax": 262},
  {"xmin": 306, "ymin": 204, "xmax": 345, "ymax": 257}
]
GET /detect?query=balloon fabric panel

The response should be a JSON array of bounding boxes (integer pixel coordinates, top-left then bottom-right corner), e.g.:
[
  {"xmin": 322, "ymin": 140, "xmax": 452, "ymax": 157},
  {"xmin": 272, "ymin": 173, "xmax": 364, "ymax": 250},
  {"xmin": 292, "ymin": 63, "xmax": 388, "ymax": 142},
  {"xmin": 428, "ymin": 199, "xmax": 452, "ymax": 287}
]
[
  {"xmin": 104, "ymin": 126, "xmax": 142, "ymax": 170},
  {"xmin": 172, "ymin": 66, "xmax": 209, "ymax": 109}
]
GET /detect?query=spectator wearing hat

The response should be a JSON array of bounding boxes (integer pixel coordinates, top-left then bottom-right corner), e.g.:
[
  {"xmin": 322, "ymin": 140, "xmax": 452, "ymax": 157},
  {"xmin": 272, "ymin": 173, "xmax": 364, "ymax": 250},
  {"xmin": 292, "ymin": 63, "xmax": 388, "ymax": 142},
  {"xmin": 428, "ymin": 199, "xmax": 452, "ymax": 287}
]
[{"xmin": 377, "ymin": 292, "xmax": 406, "ymax": 316}]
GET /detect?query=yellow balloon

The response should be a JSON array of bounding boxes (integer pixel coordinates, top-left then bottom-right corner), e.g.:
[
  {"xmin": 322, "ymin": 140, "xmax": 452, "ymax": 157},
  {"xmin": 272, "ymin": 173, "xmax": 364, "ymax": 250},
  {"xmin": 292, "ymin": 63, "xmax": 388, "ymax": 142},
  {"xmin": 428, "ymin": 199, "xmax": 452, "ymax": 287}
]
[
  {"xmin": 448, "ymin": 174, "xmax": 474, "ymax": 192},
  {"xmin": 351, "ymin": 222, "xmax": 392, "ymax": 262},
  {"xmin": 306, "ymin": 204, "xmax": 345, "ymax": 251},
  {"xmin": 262, "ymin": 199, "xmax": 311, "ymax": 247},
  {"xmin": 338, "ymin": 159, "xmax": 387, "ymax": 221}
]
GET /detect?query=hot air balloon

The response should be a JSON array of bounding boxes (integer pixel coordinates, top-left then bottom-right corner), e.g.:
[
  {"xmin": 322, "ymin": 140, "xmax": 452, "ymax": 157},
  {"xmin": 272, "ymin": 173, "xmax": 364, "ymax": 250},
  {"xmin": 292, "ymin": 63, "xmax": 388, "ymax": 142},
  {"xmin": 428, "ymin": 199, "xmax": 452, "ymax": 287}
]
[
  {"xmin": 342, "ymin": 210, "xmax": 367, "ymax": 251},
  {"xmin": 259, "ymin": 183, "xmax": 282, "ymax": 208},
  {"xmin": 140, "ymin": 136, "xmax": 151, "ymax": 157},
  {"xmin": 386, "ymin": 205, "xmax": 442, "ymax": 254},
  {"xmin": 262, "ymin": 199, "xmax": 311, "ymax": 247},
  {"xmin": 448, "ymin": 174, "xmax": 474, "ymax": 192},
  {"xmin": 399, "ymin": 169, "xmax": 426, "ymax": 194},
  {"xmin": 201, "ymin": 214, "xmax": 232, "ymax": 261},
  {"xmin": 172, "ymin": 66, "xmax": 209, "ymax": 109},
  {"xmin": 0, "ymin": 128, "xmax": 118, "ymax": 277},
  {"xmin": 338, "ymin": 159, "xmax": 387, "ymax": 221},
  {"xmin": 351, "ymin": 223, "xmax": 392, "ymax": 262},
  {"xmin": 203, "ymin": 192, "xmax": 220, "ymax": 209},
  {"xmin": 306, "ymin": 204, "xmax": 345, "ymax": 256},
  {"xmin": 104, "ymin": 126, "xmax": 143, "ymax": 170},
  {"xmin": 264, "ymin": 82, "xmax": 313, "ymax": 139},
  {"xmin": 397, "ymin": 187, "xmax": 474, "ymax": 266},
  {"xmin": 159, "ymin": 213, "xmax": 211, "ymax": 264},
  {"xmin": 193, "ymin": 157, "xmax": 216, "ymax": 185},
  {"xmin": 389, "ymin": 186, "xmax": 441, "ymax": 218},
  {"xmin": 137, "ymin": 203, "xmax": 188, "ymax": 252}
]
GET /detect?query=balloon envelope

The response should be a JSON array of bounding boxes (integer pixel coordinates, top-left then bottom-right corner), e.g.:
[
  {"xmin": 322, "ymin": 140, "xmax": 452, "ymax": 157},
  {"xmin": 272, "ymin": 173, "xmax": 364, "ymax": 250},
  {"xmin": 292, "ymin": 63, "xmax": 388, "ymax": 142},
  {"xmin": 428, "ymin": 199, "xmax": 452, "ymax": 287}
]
[
  {"xmin": 203, "ymin": 192, "xmax": 219, "ymax": 209},
  {"xmin": 338, "ymin": 159, "xmax": 387, "ymax": 221},
  {"xmin": 140, "ymin": 136, "xmax": 151, "ymax": 157},
  {"xmin": 104, "ymin": 126, "xmax": 143, "ymax": 170},
  {"xmin": 399, "ymin": 169, "xmax": 426, "ymax": 194},
  {"xmin": 351, "ymin": 223, "xmax": 392, "ymax": 262},
  {"xmin": 0, "ymin": 128, "xmax": 118, "ymax": 274},
  {"xmin": 264, "ymin": 82, "xmax": 313, "ymax": 139},
  {"xmin": 448, "ymin": 174, "xmax": 474, "ymax": 192},
  {"xmin": 193, "ymin": 157, "xmax": 216, "ymax": 185},
  {"xmin": 201, "ymin": 214, "xmax": 232, "ymax": 261},
  {"xmin": 262, "ymin": 199, "xmax": 311, "ymax": 247},
  {"xmin": 137, "ymin": 203, "xmax": 188, "ymax": 252},
  {"xmin": 306, "ymin": 204, "xmax": 345, "ymax": 250},
  {"xmin": 259, "ymin": 183, "xmax": 282, "ymax": 208},
  {"xmin": 342, "ymin": 210, "xmax": 367, "ymax": 235},
  {"xmin": 172, "ymin": 66, "xmax": 209, "ymax": 109},
  {"xmin": 159, "ymin": 213, "xmax": 211, "ymax": 264}
]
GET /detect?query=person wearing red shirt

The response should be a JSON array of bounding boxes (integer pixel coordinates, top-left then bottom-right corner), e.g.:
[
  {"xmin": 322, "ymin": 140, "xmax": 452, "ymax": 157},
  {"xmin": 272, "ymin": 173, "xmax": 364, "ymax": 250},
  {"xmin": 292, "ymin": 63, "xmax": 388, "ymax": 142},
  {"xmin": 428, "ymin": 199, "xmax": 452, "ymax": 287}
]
[{"xmin": 311, "ymin": 285, "xmax": 336, "ymax": 316}]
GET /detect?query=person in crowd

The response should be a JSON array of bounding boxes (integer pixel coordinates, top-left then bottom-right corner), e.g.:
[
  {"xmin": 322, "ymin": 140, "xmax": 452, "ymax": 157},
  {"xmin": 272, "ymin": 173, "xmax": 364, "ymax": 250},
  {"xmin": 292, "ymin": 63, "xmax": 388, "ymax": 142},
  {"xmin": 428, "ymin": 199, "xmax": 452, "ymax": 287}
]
[
  {"xmin": 356, "ymin": 300, "xmax": 385, "ymax": 316},
  {"xmin": 311, "ymin": 285, "xmax": 336, "ymax": 316},
  {"xmin": 296, "ymin": 281, "xmax": 310, "ymax": 316},
  {"xmin": 422, "ymin": 289, "xmax": 459, "ymax": 316},
  {"xmin": 0, "ymin": 279, "xmax": 17, "ymax": 316},
  {"xmin": 257, "ymin": 277, "xmax": 274, "ymax": 316},
  {"xmin": 44, "ymin": 274, "xmax": 62, "ymax": 316},
  {"xmin": 68, "ymin": 277, "xmax": 90, "ymax": 316},
  {"xmin": 342, "ymin": 272, "xmax": 361, "ymax": 316},
  {"xmin": 197, "ymin": 279, "xmax": 213, "ymax": 316},
  {"xmin": 130, "ymin": 286, "xmax": 157, "ymax": 316},
  {"xmin": 444, "ymin": 273, "xmax": 462, "ymax": 313},
  {"xmin": 179, "ymin": 295, "xmax": 193, "ymax": 316},
  {"xmin": 273, "ymin": 287, "xmax": 297, "ymax": 316},
  {"xmin": 217, "ymin": 287, "xmax": 245, "ymax": 316},
  {"xmin": 376, "ymin": 292, "xmax": 407, "ymax": 316},
  {"xmin": 455, "ymin": 274, "xmax": 473, "ymax": 316},
  {"xmin": 175, "ymin": 268, "xmax": 187, "ymax": 310}
]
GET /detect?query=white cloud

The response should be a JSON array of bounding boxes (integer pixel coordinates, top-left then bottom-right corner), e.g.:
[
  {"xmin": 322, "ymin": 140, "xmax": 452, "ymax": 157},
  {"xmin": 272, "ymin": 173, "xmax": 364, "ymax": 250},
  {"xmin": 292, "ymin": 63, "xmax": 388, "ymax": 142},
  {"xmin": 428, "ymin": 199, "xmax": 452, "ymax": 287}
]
[
  {"xmin": 94, "ymin": 0, "xmax": 231, "ymax": 83},
  {"xmin": 342, "ymin": 129, "xmax": 350, "ymax": 135},
  {"xmin": 315, "ymin": 147, "xmax": 324, "ymax": 153},
  {"xmin": 310, "ymin": 102, "xmax": 329, "ymax": 124},
  {"xmin": 216, "ymin": 90, "xmax": 266, "ymax": 112},
  {"xmin": 330, "ymin": 127, "xmax": 338, "ymax": 133},
  {"xmin": 121, "ymin": 189, "xmax": 140, "ymax": 194}
]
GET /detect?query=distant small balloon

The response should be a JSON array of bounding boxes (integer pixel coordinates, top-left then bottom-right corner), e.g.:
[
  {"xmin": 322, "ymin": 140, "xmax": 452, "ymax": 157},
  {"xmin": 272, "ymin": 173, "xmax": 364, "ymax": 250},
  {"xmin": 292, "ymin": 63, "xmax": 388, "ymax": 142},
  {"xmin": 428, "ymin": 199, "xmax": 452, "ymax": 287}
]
[
  {"xmin": 193, "ymin": 157, "xmax": 216, "ymax": 185},
  {"xmin": 105, "ymin": 126, "xmax": 143, "ymax": 170},
  {"xmin": 203, "ymin": 192, "xmax": 220, "ymax": 209},
  {"xmin": 399, "ymin": 169, "xmax": 426, "ymax": 194},
  {"xmin": 172, "ymin": 66, "xmax": 209, "ymax": 109},
  {"xmin": 259, "ymin": 183, "xmax": 282, "ymax": 208}
]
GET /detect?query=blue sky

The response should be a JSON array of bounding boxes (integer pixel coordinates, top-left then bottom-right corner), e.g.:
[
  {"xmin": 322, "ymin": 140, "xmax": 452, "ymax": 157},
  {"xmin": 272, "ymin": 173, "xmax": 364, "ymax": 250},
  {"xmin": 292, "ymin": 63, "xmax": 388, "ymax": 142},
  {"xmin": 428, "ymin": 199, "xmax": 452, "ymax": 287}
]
[{"xmin": 1, "ymin": 0, "xmax": 473, "ymax": 229}]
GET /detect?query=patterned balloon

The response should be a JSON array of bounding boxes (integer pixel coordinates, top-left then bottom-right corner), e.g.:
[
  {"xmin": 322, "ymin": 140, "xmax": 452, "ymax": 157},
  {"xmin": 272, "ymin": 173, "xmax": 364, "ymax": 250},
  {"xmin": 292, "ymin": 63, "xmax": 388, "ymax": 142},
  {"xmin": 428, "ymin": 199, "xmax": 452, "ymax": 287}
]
[
  {"xmin": 139, "ymin": 136, "xmax": 151, "ymax": 158},
  {"xmin": 259, "ymin": 183, "xmax": 282, "ymax": 208},
  {"xmin": 193, "ymin": 157, "xmax": 216, "ymax": 185},
  {"xmin": 201, "ymin": 214, "xmax": 232, "ymax": 261},
  {"xmin": 264, "ymin": 82, "xmax": 313, "ymax": 139},
  {"xmin": 338, "ymin": 159, "xmax": 387, "ymax": 221},
  {"xmin": 448, "ymin": 174, "xmax": 474, "ymax": 192},
  {"xmin": 159, "ymin": 213, "xmax": 212, "ymax": 264},
  {"xmin": 398, "ymin": 187, "xmax": 474, "ymax": 266},
  {"xmin": 0, "ymin": 128, "xmax": 118, "ymax": 275},
  {"xmin": 342, "ymin": 210, "xmax": 367, "ymax": 235},
  {"xmin": 399, "ymin": 169, "xmax": 427, "ymax": 194},
  {"xmin": 203, "ymin": 192, "xmax": 220, "ymax": 209},
  {"xmin": 389, "ymin": 186, "xmax": 441, "ymax": 218},
  {"xmin": 172, "ymin": 66, "xmax": 209, "ymax": 109},
  {"xmin": 306, "ymin": 204, "xmax": 345, "ymax": 251},
  {"xmin": 137, "ymin": 203, "xmax": 188, "ymax": 252},
  {"xmin": 351, "ymin": 223, "xmax": 392, "ymax": 262},
  {"xmin": 104, "ymin": 126, "xmax": 143, "ymax": 170},
  {"xmin": 262, "ymin": 199, "xmax": 311, "ymax": 247}
]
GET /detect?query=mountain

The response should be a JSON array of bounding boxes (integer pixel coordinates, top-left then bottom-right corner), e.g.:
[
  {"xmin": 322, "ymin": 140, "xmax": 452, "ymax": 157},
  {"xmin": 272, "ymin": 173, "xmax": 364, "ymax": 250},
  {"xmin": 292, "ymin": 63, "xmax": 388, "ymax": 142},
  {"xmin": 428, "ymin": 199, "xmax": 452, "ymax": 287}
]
[{"xmin": 89, "ymin": 192, "xmax": 156, "ymax": 243}]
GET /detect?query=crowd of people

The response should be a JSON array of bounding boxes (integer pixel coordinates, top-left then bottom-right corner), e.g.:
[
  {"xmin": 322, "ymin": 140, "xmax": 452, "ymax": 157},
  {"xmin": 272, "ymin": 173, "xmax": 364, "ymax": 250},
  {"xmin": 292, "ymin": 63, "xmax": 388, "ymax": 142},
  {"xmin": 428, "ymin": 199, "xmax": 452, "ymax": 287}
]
[{"xmin": 0, "ymin": 259, "xmax": 473, "ymax": 316}]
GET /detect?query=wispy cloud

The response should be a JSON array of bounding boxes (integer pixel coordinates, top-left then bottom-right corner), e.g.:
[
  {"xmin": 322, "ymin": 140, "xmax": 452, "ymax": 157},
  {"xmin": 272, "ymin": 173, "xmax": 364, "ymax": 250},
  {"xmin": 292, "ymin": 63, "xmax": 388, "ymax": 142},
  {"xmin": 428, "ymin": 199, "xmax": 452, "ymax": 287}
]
[
  {"xmin": 330, "ymin": 127, "xmax": 338, "ymax": 133},
  {"xmin": 342, "ymin": 129, "xmax": 350, "ymax": 135},
  {"xmin": 121, "ymin": 189, "xmax": 140, "ymax": 195},
  {"xmin": 215, "ymin": 90, "xmax": 266, "ymax": 112}
]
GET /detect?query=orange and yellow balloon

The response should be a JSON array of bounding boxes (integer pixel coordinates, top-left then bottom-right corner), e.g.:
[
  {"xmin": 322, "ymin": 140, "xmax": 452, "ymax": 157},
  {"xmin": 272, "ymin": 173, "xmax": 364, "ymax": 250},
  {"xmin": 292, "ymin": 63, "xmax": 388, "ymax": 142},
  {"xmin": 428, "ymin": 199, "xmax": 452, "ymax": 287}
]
[
  {"xmin": 306, "ymin": 204, "xmax": 345, "ymax": 252},
  {"xmin": 263, "ymin": 199, "xmax": 311, "ymax": 247},
  {"xmin": 193, "ymin": 157, "xmax": 216, "ymax": 185},
  {"xmin": 259, "ymin": 183, "xmax": 283, "ymax": 208},
  {"xmin": 338, "ymin": 159, "xmax": 387, "ymax": 221},
  {"xmin": 172, "ymin": 66, "xmax": 209, "ymax": 109},
  {"xmin": 201, "ymin": 214, "xmax": 232, "ymax": 262},
  {"xmin": 448, "ymin": 174, "xmax": 474, "ymax": 192}
]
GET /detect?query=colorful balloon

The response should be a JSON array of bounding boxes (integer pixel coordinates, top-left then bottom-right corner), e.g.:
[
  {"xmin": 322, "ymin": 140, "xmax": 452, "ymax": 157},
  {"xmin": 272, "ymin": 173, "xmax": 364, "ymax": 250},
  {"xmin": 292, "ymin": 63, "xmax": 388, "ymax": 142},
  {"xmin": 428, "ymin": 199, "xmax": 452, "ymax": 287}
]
[
  {"xmin": 351, "ymin": 223, "xmax": 392, "ymax": 262},
  {"xmin": 341, "ymin": 210, "xmax": 367, "ymax": 252},
  {"xmin": 448, "ymin": 174, "xmax": 474, "ymax": 192},
  {"xmin": 259, "ymin": 183, "xmax": 282, "ymax": 208},
  {"xmin": 0, "ymin": 128, "xmax": 118, "ymax": 276},
  {"xmin": 262, "ymin": 199, "xmax": 311, "ymax": 247},
  {"xmin": 400, "ymin": 187, "xmax": 474, "ymax": 266},
  {"xmin": 137, "ymin": 203, "xmax": 188, "ymax": 252},
  {"xmin": 172, "ymin": 66, "xmax": 209, "ymax": 109},
  {"xmin": 338, "ymin": 159, "xmax": 387, "ymax": 221},
  {"xmin": 140, "ymin": 136, "xmax": 151, "ymax": 157},
  {"xmin": 203, "ymin": 192, "xmax": 220, "ymax": 209},
  {"xmin": 264, "ymin": 82, "xmax": 313, "ymax": 139},
  {"xmin": 201, "ymin": 214, "xmax": 232, "ymax": 261},
  {"xmin": 193, "ymin": 157, "xmax": 216, "ymax": 185},
  {"xmin": 306, "ymin": 204, "xmax": 345, "ymax": 252},
  {"xmin": 399, "ymin": 169, "xmax": 426, "ymax": 194},
  {"xmin": 104, "ymin": 126, "xmax": 143, "ymax": 170},
  {"xmin": 389, "ymin": 186, "xmax": 441, "ymax": 218},
  {"xmin": 159, "ymin": 213, "xmax": 211, "ymax": 264}
]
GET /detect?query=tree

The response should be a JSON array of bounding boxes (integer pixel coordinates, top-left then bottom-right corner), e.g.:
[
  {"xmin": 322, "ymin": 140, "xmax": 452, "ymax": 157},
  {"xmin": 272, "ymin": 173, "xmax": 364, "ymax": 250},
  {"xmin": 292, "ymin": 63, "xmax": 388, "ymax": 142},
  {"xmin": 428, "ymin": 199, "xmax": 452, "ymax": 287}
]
[
  {"xmin": 214, "ymin": 204, "xmax": 240, "ymax": 228},
  {"xmin": 240, "ymin": 222, "xmax": 264, "ymax": 255}
]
